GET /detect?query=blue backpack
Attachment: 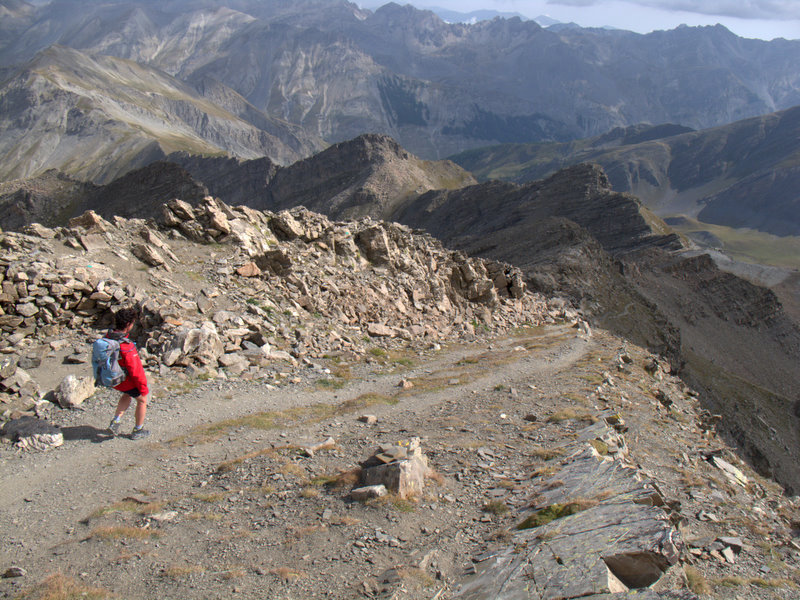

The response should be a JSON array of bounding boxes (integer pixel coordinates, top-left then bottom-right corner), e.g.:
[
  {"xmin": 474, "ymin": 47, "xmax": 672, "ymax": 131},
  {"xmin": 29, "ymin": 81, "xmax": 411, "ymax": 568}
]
[{"xmin": 91, "ymin": 337, "xmax": 127, "ymax": 387}]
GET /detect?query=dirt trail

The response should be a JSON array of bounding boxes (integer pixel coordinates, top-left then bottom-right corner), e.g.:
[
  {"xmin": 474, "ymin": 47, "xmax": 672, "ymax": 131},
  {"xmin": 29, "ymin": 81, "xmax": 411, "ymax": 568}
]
[{"xmin": 1, "ymin": 325, "xmax": 592, "ymax": 595}]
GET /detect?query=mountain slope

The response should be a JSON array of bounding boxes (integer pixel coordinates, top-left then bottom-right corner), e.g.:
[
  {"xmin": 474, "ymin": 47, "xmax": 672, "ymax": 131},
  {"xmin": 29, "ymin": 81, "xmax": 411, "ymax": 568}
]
[
  {"xmin": 1, "ymin": 0, "xmax": 799, "ymax": 163},
  {"xmin": 0, "ymin": 134, "xmax": 474, "ymax": 229},
  {"xmin": 452, "ymin": 106, "xmax": 800, "ymax": 238},
  {"xmin": 0, "ymin": 45, "xmax": 324, "ymax": 183}
]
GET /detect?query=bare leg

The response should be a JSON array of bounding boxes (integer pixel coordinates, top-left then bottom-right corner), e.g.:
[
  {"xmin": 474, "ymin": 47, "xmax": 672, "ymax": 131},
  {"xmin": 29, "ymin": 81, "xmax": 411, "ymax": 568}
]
[
  {"xmin": 115, "ymin": 394, "xmax": 132, "ymax": 419},
  {"xmin": 134, "ymin": 395, "xmax": 148, "ymax": 428}
]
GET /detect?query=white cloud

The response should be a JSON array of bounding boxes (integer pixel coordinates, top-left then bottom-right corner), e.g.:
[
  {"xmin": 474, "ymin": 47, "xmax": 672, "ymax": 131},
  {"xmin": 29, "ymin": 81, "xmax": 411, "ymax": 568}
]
[{"xmin": 547, "ymin": 0, "xmax": 800, "ymax": 20}]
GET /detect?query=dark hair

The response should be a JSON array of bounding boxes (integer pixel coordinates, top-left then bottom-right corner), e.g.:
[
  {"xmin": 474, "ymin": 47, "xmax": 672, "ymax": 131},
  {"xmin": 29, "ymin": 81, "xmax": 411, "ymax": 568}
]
[{"xmin": 114, "ymin": 308, "xmax": 139, "ymax": 331}]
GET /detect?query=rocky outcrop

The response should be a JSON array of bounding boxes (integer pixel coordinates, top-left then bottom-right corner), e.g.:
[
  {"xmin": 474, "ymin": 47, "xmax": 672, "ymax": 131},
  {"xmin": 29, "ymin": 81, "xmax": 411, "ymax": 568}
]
[
  {"xmin": 0, "ymin": 196, "xmax": 563, "ymax": 419},
  {"xmin": 456, "ymin": 415, "xmax": 684, "ymax": 599},
  {"xmin": 261, "ymin": 134, "xmax": 476, "ymax": 220}
]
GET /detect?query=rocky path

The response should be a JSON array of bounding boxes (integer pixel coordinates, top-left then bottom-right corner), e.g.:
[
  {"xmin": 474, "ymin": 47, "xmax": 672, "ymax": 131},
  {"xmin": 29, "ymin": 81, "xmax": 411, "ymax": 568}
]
[{"xmin": 1, "ymin": 325, "xmax": 798, "ymax": 600}]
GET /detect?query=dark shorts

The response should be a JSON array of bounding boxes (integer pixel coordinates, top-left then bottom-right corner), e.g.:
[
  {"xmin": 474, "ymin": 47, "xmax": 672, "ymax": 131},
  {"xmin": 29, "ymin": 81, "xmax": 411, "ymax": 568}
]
[{"xmin": 121, "ymin": 387, "xmax": 142, "ymax": 398}]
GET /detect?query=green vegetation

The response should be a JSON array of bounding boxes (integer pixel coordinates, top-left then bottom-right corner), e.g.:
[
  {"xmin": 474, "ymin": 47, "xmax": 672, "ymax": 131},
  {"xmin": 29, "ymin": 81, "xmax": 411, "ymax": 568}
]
[
  {"xmin": 669, "ymin": 217, "xmax": 800, "ymax": 268},
  {"xmin": 517, "ymin": 499, "xmax": 597, "ymax": 530}
]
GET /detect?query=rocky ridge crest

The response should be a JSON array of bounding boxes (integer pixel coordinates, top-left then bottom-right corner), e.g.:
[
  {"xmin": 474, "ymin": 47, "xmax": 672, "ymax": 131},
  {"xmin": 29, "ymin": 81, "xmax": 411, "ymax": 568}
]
[{"xmin": 0, "ymin": 196, "xmax": 557, "ymax": 415}]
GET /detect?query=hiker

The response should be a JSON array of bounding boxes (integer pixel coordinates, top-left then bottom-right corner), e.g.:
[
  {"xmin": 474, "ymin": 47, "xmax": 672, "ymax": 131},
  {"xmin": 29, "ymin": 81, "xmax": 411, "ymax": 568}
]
[{"xmin": 106, "ymin": 308, "xmax": 150, "ymax": 440}]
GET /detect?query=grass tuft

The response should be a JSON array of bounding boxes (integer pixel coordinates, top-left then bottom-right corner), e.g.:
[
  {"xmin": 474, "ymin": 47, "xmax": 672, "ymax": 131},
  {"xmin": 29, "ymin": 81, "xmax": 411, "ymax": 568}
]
[
  {"xmin": 684, "ymin": 565, "xmax": 711, "ymax": 595},
  {"xmin": 271, "ymin": 567, "xmax": 307, "ymax": 582},
  {"xmin": 483, "ymin": 500, "xmax": 509, "ymax": 515},
  {"xmin": 161, "ymin": 564, "xmax": 205, "ymax": 579},
  {"xmin": 517, "ymin": 499, "xmax": 598, "ymax": 530},
  {"xmin": 86, "ymin": 499, "xmax": 164, "ymax": 521},
  {"xmin": 13, "ymin": 573, "xmax": 114, "ymax": 600}
]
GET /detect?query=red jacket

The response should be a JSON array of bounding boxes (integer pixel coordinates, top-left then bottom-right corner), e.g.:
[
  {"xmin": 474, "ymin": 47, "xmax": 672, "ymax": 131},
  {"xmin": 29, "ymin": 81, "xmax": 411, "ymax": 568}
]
[{"xmin": 108, "ymin": 332, "xmax": 149, "ymax": 396}]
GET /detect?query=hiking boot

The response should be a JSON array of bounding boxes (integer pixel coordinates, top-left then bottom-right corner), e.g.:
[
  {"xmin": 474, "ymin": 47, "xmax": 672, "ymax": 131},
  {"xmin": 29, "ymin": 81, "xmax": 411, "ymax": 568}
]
[
  {"xmin": 130, "ymin": 428, "xmax": 150, "ymax": 441},
  {"xmin": 108, "ymin": 418, "xmax": 121, "ymax": 437}
]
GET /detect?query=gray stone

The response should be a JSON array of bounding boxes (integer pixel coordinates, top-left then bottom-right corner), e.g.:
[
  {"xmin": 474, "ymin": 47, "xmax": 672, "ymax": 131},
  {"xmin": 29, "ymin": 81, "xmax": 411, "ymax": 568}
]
[
  {"xmin": 2, "ymin": 566, "xmax": 27, "ymax": 578},
  {"xmin": 16, "ymin": 303, "xmax": 38, "ymax": 317},
  {"xmin": 360, "ymin": 456, "xmax": 428, "ymax": 499},
  {"xmin": 132, "ymin": 244, "xmax": 166, "ymax": 267},
  {"xmin": 350, "ymin": 485, "xmax": 388, "ymax": 501},
  {"xmin": 54, "ymin": 374, "xmax": 96, "ymax": 409},
  {"xmin": 78, "ymin": 233, "xmax": 108, "ymax": 251},
  {"xmin": 2, "ymin": 417, "xmax": 63, "ymax": 451},
  {"xmin": 271, "ymin": 211, "xmax": 305, "ymax": 240},
  {"xmin": 367, "ymin": 323, "xmax": 395, "ymax": 337},
  {"xmin": 25, "ymin": 223, "xmax": 56, "ymax": 238}
]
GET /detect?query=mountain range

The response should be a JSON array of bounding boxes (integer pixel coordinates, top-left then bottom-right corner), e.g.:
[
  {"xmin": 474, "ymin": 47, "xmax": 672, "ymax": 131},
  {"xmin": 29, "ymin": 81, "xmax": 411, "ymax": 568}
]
[
  {"xmin": 452, "ymin": 105, "xmax": 800, "ymax": 239},
  {"xmin": 1, "ymin": 0, "xmax": 800, "ymax": 181}
]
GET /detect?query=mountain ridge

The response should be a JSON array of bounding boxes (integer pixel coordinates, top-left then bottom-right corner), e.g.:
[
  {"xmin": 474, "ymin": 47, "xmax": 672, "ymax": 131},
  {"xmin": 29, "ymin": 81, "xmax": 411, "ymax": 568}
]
[
  {"xmin": 1, "ymin": 0, "xmax": 799, "ymax": 168},
  {"xmin": 0, "ymin": 44, "xmax": 325, "ymax": 183},
  {"xmin": 452, "ymin": 105, "xmax": 800, "ymax": 239}
]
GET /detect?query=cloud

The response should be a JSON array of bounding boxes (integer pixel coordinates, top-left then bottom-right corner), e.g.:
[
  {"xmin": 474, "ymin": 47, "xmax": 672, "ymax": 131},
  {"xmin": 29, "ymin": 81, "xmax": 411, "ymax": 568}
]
[{"xmin": 547, "ymin": 0, "xmax": 800, "ymax": 20}]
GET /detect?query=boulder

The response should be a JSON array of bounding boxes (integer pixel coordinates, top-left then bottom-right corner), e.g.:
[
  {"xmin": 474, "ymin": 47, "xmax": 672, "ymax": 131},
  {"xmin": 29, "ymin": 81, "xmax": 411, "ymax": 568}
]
[
  {"xmin": 68, "ymin": 210, "xmax": 109, "ymax": 232},
  {"xmin": 163, "ymin": 323, "xmax": 224, "ymax": 367},
  {"xmin": 355, "ymin": 226, "xmax": 394, "ymax": 266},
  {"xmin": 2, "ymin": 417, "xmax": 63, "ymax": 451},
  {"xmin": 350, "ymin": 485, "xmax": 388, "ymax": 501},
  {"xmin": 271, "ymin": 211, "xmax": 305, "ymax": 240},
  {"xmin": 236, "ymin": 262, "xmax": 262, "ymax": 277},
  {"xmin": 54, "ymin": 374, "xmax": 96, "ymax": 409},
  {"xmin": 132, "ymin": 244, "xmax": 166, "ymax": 267},
  {"xmin": 360, "ymin": 439, "xmax": 431, "ymax": 499}
]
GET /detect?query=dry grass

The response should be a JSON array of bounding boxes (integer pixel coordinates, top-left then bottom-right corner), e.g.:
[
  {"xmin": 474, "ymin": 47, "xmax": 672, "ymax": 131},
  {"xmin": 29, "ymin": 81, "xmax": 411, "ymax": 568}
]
[
  {"xmin": 398, "ymin": 567, "xmax": 436, "ymax": 588},
  {"xmin": 684, "ymin": 565, "xmax": 711, "ymax": 595},
  {"xmin": 13, "ymin": 573, "xmax": 115, "ymax": 600},
  {"xmin": 368, "ymin": 492, "xmax": 418, "ymax": 512},
  {"xmin": 530, "ymin": 465, "xmax": 559, "ymax": 478},
  {"xmin": 291, "ymin": 524, "xmax": 327, "ymax": 538},
  {"xmin": 86, "ymin": 499, "xmax": 164, "ymax": 520},
  {"xmin": 89, "ymin": 526, "xmax": 160, "ymax": 541},
  {"xmin": 216, "ymin": 447, "xmax": 275, "ymax": 473},
  {"xmin": 546, "ymin": 408, "xmax": 598, "ymax": 424},
  {"xmin": 271, "ymin": 567, "xmax": 307, "ymax": 582},
  {"xmin": 529, "ymin": 446, "xmax": 566, "ymax": 461},
  {"xmin": 192, "ymin": 491, "xmax": 230, "ymax": 503},
  {"xmin": 187, "ymin": 512, "xmax": 224, "ymax": 521},
  {"xmin": 220, "ymin": 567, "xmax": 247, "ymax": 581},
  {"xmin": 426, "ymin": 469, "xmax": 445, "ymax": 486},
  {"xmin": 280, "ymin": 461, "xmax": 308, "ymax": 481},
  {"xmin": 161, "ymin": 564, "xmax": 205, "ymax": 579},
  {"xmin": 483, "ymin": 500, "xmax": 509, "ymax": 515},
  {"xmin": 300, "ymin": 486, "xmax": 321, "ymax": 498},
  {"xmin": 331, "ymin": 515, "xmax": 361, "ymax": 526},
  {"xmin": 715, "ymin": 575, "xmax": 796, "ymax": 588},
  {"xmin": 311, "ymin": 468, "xmax": 361, "ymax": 489},
  {"xmin": 175, "ymin": 394, "xmax": 399, "ymax": 446}
]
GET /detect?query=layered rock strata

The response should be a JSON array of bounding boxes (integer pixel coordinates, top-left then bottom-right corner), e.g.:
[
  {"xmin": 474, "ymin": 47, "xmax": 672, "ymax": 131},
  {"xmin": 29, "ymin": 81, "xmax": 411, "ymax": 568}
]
[{"xmin": 456, "ymin": 414, "xmax": 686, "ymax": 600}]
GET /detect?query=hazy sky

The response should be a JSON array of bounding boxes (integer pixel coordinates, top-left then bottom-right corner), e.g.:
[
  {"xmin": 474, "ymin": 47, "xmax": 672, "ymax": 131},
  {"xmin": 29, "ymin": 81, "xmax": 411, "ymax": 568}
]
[{"xmin": 359, "ymin": 1, "xmax": 800, "ymax": 40}]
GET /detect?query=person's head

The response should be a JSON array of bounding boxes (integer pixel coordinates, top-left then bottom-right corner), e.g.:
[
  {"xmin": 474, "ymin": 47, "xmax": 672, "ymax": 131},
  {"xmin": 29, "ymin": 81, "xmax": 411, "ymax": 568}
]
[{"xmin": 114, "ymin": 308, "xmax": 139, "ymax": 332}]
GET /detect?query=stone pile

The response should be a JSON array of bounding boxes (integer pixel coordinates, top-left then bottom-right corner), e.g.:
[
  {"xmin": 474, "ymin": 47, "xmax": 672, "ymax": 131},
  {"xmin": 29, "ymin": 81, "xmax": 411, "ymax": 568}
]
[
  {"xmin": 1, "ymin": 196, "xmax": 569, "ymax": 421},
  {"xmin": 352, "ymin": 437, "xmax": 431, "ymax": 500}
]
